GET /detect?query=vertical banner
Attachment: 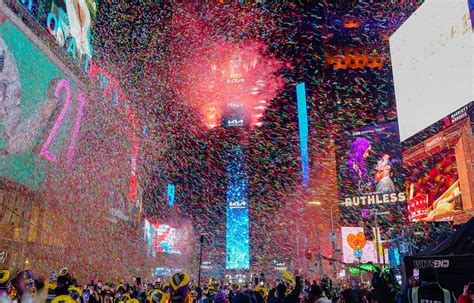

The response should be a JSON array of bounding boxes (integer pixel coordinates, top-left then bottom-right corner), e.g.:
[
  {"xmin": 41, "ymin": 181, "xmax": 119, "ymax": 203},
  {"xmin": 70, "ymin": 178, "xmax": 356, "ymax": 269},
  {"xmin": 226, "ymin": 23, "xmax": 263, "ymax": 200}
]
[
  {"xmin": 225, "ymin": 145, "xmax": 250, "ymax": 270},
  {"xmin": 296, "ymin": 82, "xmax": 309, "ymax": 188},
  {"xmin": 336, "ymin": 122, "xmax": 406, "ymax": 224}
]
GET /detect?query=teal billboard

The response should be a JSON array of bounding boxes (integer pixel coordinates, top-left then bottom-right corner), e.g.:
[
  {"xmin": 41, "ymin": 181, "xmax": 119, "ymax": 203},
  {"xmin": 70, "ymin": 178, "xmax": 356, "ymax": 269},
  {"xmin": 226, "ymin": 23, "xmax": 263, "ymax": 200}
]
[{"xmin": 0, "ymin": 19, "xmax": 81, "ymax": 189}]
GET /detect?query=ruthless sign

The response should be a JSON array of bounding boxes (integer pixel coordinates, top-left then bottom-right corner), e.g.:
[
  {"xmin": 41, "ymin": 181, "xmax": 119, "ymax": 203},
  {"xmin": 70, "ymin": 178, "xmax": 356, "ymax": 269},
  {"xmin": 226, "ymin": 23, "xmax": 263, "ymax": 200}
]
[{"xmin": 343, "ymin": 192, "xmax": 406, "ymax": 207}]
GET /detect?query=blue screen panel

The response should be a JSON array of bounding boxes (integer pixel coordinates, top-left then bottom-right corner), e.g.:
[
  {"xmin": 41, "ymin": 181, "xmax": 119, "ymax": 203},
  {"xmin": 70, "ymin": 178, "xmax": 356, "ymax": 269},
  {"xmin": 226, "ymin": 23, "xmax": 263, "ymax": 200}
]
[
  {"xmin": 296, "ymin": 82, "xmax": 309, "ymax": 188},
  {"xmin": 167, "ymin": 184, "xmax": 175, "ymax": 206},
  {"xmin": 225, "ymin": 146, "xmax": 250, "ymax": 270}
]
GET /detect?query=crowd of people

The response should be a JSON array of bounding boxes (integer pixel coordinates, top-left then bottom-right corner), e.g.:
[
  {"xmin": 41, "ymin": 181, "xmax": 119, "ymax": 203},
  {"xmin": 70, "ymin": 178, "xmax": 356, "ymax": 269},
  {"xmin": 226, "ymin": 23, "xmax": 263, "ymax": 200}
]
[{"xmin": 0, "ymin": 266, "xmax": 472, "ymax": 303}]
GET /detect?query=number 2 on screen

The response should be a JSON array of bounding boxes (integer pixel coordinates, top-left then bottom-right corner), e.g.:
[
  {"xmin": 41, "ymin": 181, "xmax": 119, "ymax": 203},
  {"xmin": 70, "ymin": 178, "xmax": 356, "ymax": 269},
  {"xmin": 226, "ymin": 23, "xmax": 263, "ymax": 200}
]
[{"xmin": 39, "ymin": 79, "xmax": 86, "ymax": 167}]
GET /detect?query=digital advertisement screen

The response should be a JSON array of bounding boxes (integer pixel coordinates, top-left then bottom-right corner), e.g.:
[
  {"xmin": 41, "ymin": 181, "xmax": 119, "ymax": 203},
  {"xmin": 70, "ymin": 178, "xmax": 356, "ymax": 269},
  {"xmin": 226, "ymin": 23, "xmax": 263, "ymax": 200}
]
[
  {"xmin": 154, "ymin": 224, "xmax": 181, "ymax": 254},
  {"xmin": 5, "ymin": 0, "xmax": 97, "ymax": 72},
  {"xmin": 336, "ymin": 122, "xmax": 406, "ymax": 225},
  {"xmin": 0, "ymin": 18, "xmax": 80, "ymax": 188},
  {"xmin": 390, "ymin": 0, "xmax": 473, "ymax": 142},
  {"xmin": 341, "ymin": 227, "xmax": 378, "ymax": 264},
  {"xmin": 406, "ymin": 150, "xmax": 462, "ymax": 222},
  {"xmin": 144, "ymin": 219, "xmax": 183, "ymax": 255}
]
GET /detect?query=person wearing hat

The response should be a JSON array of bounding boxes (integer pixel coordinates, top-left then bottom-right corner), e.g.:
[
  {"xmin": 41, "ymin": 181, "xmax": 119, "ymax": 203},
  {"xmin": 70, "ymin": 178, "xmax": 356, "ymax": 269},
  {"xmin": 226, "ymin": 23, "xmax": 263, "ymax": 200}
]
[
  {"xmin": 68, "ymin": 286, "xmax": 82, "ymax": 303},
  {"xmin": 169, "ymin": 273, "xmax": 191, "ymax": 303},
  {"xmin": 228, "ymin": 283, "xmax": 241, "ymax": 303},
  {"xmin": 148, "ymin": 283, "xmax": 170, "ymax": 303},
  {"xmin": 115, "ymin": 285, "xmax": 131, "ymax": 303},
  {"xmin": 45, "ymin": 281, "xmax": 57, "ymax": 303},
  {"xmin": 407, "ymin": 267, "xmax": 456, "ymax": 303},
  {"xmin": 254, "ymin": 285, "xmax": 268, "ymax": 300},
  {"xmin": 11, "ymin": 270, "xmax": 36, "ymax": 303},
  {"xmin": 0, "ymin": 269, "xmax": 13, "ymax": 303}
]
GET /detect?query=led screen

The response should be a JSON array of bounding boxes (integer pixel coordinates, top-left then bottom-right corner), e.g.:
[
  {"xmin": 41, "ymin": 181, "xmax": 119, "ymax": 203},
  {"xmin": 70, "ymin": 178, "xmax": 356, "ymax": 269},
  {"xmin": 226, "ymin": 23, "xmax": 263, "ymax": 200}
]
[
  {"xmin": 336, "ymin": 122, "xmax": 406, "ymax": 225},
  {"xmin": 225, "ymin": 146, "xmax": 250, "ymax": 270},
  {"xmin": 154, "ymin": 224, "xmax": 180, "ymax": 254},
  {"xmin": 406, "ymin": 150, "xmax": 462, "ymax": 222},
  {"xmin": 0, "ymin": 19, "xmax": 79, "ymax": 188},
  {"xmin": 144, "ymin": 219, "xmax": 182, "ymax": 255},
  {"xmin": 390, "ymin": 0, "xmax": 473, "ymax": 141},
  {"xmin": 5, "ymin": 0, "xmax": 97, "ymax": 72}
]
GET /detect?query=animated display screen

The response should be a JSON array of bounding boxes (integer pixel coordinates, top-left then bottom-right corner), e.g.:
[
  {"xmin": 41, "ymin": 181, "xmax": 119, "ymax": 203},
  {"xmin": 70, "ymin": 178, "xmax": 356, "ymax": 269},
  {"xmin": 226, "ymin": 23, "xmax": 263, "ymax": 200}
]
[
  {"xmin": 406, "ymin": 150, "xmax": 462, "ymax": 222},
  {"xmin": 336, "ymin": 122, "xmax": 406, "ymax": 225},
  {"xmin": 225, "ymin": 145, "xmax": 250, "ymax": 270},
  {"xmin": 390, "ymin": 0, "xmax": 472, "ymax": 141},
  {"xmin": 144, "ymin": 219, "xmax": 181, "ymax": 255}
]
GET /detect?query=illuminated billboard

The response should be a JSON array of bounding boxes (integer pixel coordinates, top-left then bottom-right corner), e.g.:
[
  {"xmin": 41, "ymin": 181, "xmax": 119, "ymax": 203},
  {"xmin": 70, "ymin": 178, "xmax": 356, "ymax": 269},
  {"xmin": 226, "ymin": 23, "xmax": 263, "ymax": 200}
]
[
  {"xmin": 144, "ymin": 219, "xmax": 185, "ymax": 255},
  {"xmin": 296, "ymin": 82, "xmax": 309, "ymax": 188},
  {"xmin": 5, "ymin": 0, "xmax": 97, "ymax": 73},
  {"xmin": 404, "ymin": 103, "xmax": 473, "ymax": 222},
  {"xmin": 0, "ymin": 18, "xmax": 81, "ymax": 188},
  {"xmin": 221, "ymin": 103, "xmax": 249, "ymax": 128},
  {"xmin": 390, "ymin": 0, "xmax": 472, "ymax": 141},
  {"xmin": 226, "ymin": 145, "xmax": 250, "ymax": 270},
  {"xmin": 407, "ymin": 150, "xmax": 462, "ymax": 222},
  {"xmin": 336, "ymin": 122, "xmax": 406, "ymax": 224},
  {"xmin": 341, "ymin": 227, "xmax": 379, "ymax": 264}
]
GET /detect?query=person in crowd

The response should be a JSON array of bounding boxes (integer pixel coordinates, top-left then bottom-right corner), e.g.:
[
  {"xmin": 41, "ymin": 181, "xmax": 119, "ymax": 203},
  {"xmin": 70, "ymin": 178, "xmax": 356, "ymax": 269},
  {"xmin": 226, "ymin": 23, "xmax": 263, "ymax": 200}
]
[
  {"xmin": 307, "ymin": 284, "xmax": 331, "ymax": 303},
  {"xmin": 254, "ymin": 285, "xmax": 268, "ymax": 301},
  {"xmin": 358, "ymin": 284, "xmax": 373, "ymax": 303},
  {"xmin": 458, "ymin": 283, "xmax": 474, "ymax": 303},
  {"xmin": 406, "ymin": 267, "xmax": 456, "ymax": 303},
  {"xmin": 169, "ymin": 273, "xmax": 191, "ymax": 303},
  {"xmin": 231, "ymin": 292, "xmax": 253, "ymax": 303},
  {"xmin": 267, "ymin": 287, "xmax": 277, "ymax": 303},
  {"xmin": 253, "ymin": 290, "xmax": 265, "ymax": 303},
  {"xmin": 0, "ymin": 270, "xmax": 13, "ymax": 303},
  {"xmin": 213, "ymin": 291, "xmax": 227, "ymax": 303},
  {"xmin": 371, "ymin": 267, "xmax": 394, "ymax": 303},
  {"xmin": 339, "ymin": 282, "xmax": 359, "ymax": 303},
  {"xmin": 388, "ymin": 279, "xmax": 401, "ymax": 303},
  {"xmin": 400, "ymin": 276, "xmax": 419, "ymax": 303},
  {"xmin": 11, "ymin": 270, "xmax": 36, "ymax": 303},
  {"xmin": 228, "ymin": 284, "xmax": 241, "ymax": 303}
]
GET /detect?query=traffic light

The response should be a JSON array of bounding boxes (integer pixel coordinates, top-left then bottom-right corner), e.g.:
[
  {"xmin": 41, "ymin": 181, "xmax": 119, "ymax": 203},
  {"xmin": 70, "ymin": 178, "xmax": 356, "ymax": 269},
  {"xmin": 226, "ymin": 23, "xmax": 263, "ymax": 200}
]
[
  {"xmin": 305, "ymin": 248, "xmax": 312, "ymax": 260},
  {"xmin": 327, "ymin": 253, "xmax": 334, "ymax": 265}
]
